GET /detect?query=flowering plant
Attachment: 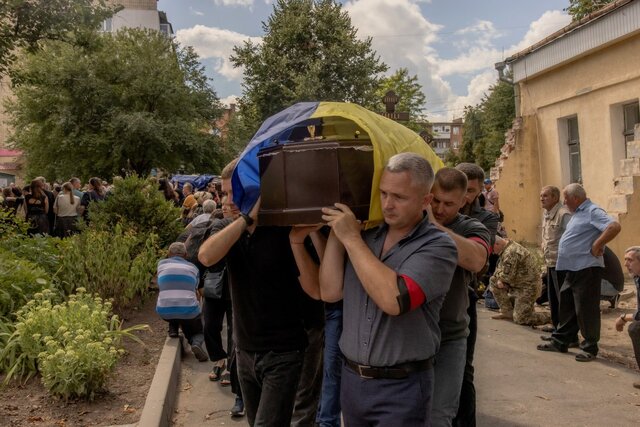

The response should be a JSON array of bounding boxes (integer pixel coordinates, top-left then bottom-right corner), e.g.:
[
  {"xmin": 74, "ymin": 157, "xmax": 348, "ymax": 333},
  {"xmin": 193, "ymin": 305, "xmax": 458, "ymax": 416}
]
[{"xmin": 0, "ymin": 288, "xmax": 147, "ymax": 399}]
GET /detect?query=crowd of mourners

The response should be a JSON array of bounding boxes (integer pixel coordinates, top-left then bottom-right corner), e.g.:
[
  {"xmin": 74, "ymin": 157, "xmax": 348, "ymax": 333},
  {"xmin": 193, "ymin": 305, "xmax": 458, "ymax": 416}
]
[
  {"xmin": 4, "ymin": 154, "xmax": 640, "ymax": 427},
  {"xmin": 0, "ymin": 176, "xmax": 107, "ymax": 236}
]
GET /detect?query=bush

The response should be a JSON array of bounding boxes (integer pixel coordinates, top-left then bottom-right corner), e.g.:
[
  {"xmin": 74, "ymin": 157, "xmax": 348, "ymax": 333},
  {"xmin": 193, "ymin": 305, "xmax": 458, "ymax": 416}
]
[
  {"xmin": 88, "ymin": 175, "xmax": 183, "ymax": 247},
  {"xmin": 0, "ymin": 235, "xmax": 69, "ymax": 278},
  {"xmin": 57, "ymin": 226, "xmax": 160, "ymax": 309},
  {"xmin": 0, "ymin": 209, "xmax": 29, "ymax": 239},
  {"xmin": 0, "ymin": 249, "xmax": 52, "ymax": 318},
  {"xmin": 0, "ymin": 288, "xmax": 146, "ymax": 399}
]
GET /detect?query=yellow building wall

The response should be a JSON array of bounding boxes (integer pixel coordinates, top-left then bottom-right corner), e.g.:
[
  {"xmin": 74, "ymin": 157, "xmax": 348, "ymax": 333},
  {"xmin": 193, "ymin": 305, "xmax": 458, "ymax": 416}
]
[
  {"xmin": 493, "ymin": 115, "xmax": 541, "ymax": 244},
  {"xmin": 504, "ymin": 33, "xmax": 640, "ymax": 254},
  {"xmin": 610, "ymin": 176, "xmax": 640, "ymax": 257}
]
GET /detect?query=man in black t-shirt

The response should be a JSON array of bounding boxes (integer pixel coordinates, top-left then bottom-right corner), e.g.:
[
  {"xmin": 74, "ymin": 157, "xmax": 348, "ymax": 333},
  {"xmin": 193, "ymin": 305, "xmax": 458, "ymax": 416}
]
[
  {"xmin": 429, "ymin": 168, "xmax": 490, "ymax": 427},
  {"xmin": 198, "ymin": 159, "xmax": 309, "ymax": 427},
  {"xmin": 453, "ymin": 163, "xmax": 500, "ymax": 427}
]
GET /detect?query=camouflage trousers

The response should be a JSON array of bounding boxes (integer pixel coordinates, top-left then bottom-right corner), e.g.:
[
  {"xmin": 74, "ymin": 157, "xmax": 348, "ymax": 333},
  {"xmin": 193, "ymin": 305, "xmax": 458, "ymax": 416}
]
[{"xmin": 491, "ymin": 281, "xmax": 550, "ymax": 326}]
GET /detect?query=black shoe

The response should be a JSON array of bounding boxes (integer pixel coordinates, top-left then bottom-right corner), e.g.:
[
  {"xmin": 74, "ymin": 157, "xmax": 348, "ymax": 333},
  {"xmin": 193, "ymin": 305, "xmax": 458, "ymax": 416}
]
[
  {"xmin": 537, "ymin": 343, "xmax": 568, "ymax": 353},
  {"xmin": 191, "ymin": 342, "xmax": 209, "ymax": 362},
  {"xmin": 230, "ymin": 397, "xmax": 245, "ymax": 417},
  {"xmin": 540, "ymin": 325, "xmax": 555, "ymax": 333},
  {"xmin": 568, "ymin": 341, "xmax": 580, "ymax": 348},
  {"xmin": 168, "ymin": 323, "xmax": 179, "ymax": 338},
  {"xmin": 609, "ymin": 294, "xmax": 620, "ymax": 309},
  {"xmin": 540, "ymin": 335, "xmax": 553, "ymax": 341}
]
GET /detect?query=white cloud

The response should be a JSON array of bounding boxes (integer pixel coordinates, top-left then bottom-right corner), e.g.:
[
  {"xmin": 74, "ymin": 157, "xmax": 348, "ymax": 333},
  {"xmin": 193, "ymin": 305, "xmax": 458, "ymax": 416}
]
[
  {"xmin": 220, "ymin": 94, "xmax": 239, "ymax": 107},
  {"xmin": 509, "ymin": 10, "xmax": 571, "ymax": 53},
  {"xmin": 213, "ymin": 0, "xmax": 254, "ymax": 7},
  {"xmin": 344, "ymin": 0, "xmax": 452, "ymax": 117},
  {"xmin": 189, "ymin": 6, "xmax": 204, "ymax": 16},
  {"xmin": 176, "ymin": 25, "xmax": 261, "ymax": 81}
]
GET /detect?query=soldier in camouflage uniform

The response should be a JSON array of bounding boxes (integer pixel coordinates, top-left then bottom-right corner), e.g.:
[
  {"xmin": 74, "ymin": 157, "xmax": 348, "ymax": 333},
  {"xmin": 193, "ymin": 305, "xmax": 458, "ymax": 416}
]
[{"xmin": 490, "ymin": 236, "xmax": 550, "ymax": 326}]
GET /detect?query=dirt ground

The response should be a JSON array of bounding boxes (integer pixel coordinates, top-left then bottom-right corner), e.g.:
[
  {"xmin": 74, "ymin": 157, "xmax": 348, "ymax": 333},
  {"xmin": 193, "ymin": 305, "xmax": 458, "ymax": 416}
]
[{"xmin": 0, "ymin": 291, "xmax": 166, "ymax": 427}]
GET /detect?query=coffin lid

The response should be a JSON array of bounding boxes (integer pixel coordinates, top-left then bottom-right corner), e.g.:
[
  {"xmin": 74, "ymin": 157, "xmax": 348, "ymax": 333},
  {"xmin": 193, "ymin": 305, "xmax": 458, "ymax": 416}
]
[{"xmin": 232, "ymin": 102, "xmax": 443, "ymax": 227}]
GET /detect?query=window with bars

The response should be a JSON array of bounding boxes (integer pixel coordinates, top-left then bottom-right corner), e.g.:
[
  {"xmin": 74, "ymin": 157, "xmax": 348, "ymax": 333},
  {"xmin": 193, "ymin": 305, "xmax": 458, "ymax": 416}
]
[{"xmin": 623, "ymin": 101, "xmax": 639, "ymax": 143}]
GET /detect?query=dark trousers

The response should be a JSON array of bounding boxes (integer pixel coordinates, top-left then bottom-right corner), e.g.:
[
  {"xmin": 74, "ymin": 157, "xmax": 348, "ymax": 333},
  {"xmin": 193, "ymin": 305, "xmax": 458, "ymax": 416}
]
[
  {"xmin": 547, "ymin": 268, "xmax": 566, "ymax": 329},
  {"xmin": 341, "ymin": 361, "xmax": 434, "ymax": 427},
  {"xmin": 552, "ymin": 267, "xmax": 602, "ymax": 355},
  {"xmin": 454, "ymin": 289, "xmax": 477, "ymax": 427},
  {"xmin": 292, "ymin": 326, "xmax": 324, "ymax": 427},
  {"xmin": 167, "ymin": 315, "xmax": 203, "ymax": 345},
  {"xmin": 628, "ymin": 321, "xmax": 640, "ymax": 370},
  {"xmin": 203, "ymin": 297, "xmax": 232, "ymax": 361},
  {"xmin": 236, "ymin": 348, "xmax": 304, "ymax": 427}
]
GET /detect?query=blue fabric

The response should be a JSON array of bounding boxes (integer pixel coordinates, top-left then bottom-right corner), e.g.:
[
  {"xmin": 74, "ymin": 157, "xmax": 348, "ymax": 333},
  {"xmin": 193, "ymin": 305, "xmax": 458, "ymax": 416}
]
[
  {"xmin": 232, "ymin": 102, "xmax": 319, "ymax": 214},
  {"xmin": 170, "ymin": 174, "xmax": 216, "ymax": 191},
  {"xmin": 556, "ymin": 200, "xmax": 613, "ymax": 271},
  {"xmin": 316, "ymin": 303, "xmax": 343, "ymax": 427},
  {"xmin": 156, "ymin": 305, "xmax": 201, "ymax": 318}
]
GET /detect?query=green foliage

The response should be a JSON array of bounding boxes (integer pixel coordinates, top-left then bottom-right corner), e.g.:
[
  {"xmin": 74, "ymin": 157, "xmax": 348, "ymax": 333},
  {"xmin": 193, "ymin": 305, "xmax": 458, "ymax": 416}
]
[
  {"xmin": 0, "ymin": 0, "xmax": 118, "ymax": 75},
  {"xmin": 0, "ymin": 249, "xmax": 51, "ymax": 318},
  {"xmin": 57, "ymin": 227, "xmax": 159, "ymax": 309},
  {"xmin": 565, "ymin": 0, "xmax": 614, "ymax": 21},
  {"xmin": 457, "ymin": 80, "xmax": 515, "ymax": 171},
  {"xmin": 88, "ymin": 175, "xmax": 183, "ymax": 247},
  {"xmin": 0, "ymin": 209, "xmax": 29, "ymax": 238},
  {"xmin": 0, "ymin": 288, "xmax": 146, "ymax": 400},
  {"xmin": 8, "ymin": 28, "xmax": 224, "ymax": 180},
  {"xmin": 0, "ymin": 234, "xmax": 68, "ymax": 277},
  {"xmin": 373, "ymin": 68, "xmax": 427, "ymax": 133},
  {"xmin": 231, "ymin": 0, "xmax": 388, "ymax": 122}
]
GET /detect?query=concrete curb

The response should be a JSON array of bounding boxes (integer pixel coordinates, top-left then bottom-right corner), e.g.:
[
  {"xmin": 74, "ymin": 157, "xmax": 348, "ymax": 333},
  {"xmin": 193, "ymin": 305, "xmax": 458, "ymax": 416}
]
[{"xmin": 137, "ymin": 336, "xmax": 182, "ymax": 427}]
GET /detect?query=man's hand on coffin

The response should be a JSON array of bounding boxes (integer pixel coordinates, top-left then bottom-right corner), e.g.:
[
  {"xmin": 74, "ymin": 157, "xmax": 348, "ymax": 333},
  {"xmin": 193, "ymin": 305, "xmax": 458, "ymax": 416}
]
[{"xmin": 321, "ymin": 203, "xmax": 361, "ymax": 245}]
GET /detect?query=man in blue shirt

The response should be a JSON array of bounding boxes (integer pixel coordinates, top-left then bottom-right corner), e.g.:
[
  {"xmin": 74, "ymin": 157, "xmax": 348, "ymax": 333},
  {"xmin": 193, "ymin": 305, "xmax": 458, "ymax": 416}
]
[
  {"xmin": 615, "ymin": 246, "xmax": 640, "ymax": 389},
  {"xmin": 538, "ymin": 183, "xmax": 621, "ymax": 361}
]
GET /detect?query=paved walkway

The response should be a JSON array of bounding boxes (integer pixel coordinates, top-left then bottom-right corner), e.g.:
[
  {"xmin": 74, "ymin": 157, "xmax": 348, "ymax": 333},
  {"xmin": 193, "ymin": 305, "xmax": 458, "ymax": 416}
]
[{"xmin": 172, "ymin": 304, "xmax": 640, "ymax": 426}]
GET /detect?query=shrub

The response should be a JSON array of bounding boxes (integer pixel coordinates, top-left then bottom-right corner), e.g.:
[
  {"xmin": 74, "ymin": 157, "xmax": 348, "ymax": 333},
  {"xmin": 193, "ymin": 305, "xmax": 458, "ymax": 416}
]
[
  {"xmin": 57, "ymin": 226, "xmax": 160, "ymax": 309},
  {"xmin": 0, "ymin": 209, "xmax": 29, "ymax": 239},
  {"xmin": 0, "ymin": 288, "xmax": 146, "ymax": 399},
  {"xmin": 0, "ymin": 235, "xmax": 69, "ymax": 278},
  {"xmin": 88, "ymin": 174, "xmax": 183, "ymax": 247},
  {"xmin": 0, "ymin": 249, "xmax": 52, "ymax": 318}
]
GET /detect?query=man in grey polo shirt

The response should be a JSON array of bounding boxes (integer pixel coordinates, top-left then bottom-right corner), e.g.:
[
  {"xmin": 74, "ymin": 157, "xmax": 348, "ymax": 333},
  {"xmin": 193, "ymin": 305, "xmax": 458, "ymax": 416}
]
[
  {"xmin": 538, "ymin": 183, "xmax": 621, "ymax": 361},
  {"xmin": 319, "ymin": 153, "xmax": 458, "ymax": 426}
]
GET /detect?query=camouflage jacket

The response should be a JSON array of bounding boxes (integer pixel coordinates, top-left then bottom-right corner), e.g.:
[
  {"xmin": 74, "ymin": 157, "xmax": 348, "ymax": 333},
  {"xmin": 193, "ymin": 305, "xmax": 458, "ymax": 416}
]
[{"xmin": 492, "ymin": 240, "xmax": 538, "ymax": 287}]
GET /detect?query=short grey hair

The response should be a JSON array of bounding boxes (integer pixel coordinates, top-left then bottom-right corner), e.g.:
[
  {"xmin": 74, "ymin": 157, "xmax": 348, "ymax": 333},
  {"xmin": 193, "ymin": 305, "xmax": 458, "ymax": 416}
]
[
  {"xmin": 202, "ymin": 199, "xmax": 216, "ymax": 213},
  {"xmin": 564, "ymin": 183, "xmax": 586, "ymax": 199},
  {"xmin": 542, "ymin": 185, "xmax": 561, "ymax": 200},
  {"xmin": 384, "ymin": 152, "xmax": 434, "ymax": 192},
  {"xmin": 625, "ymin": 246, "xmax": 640, "ymax": 261},
  {"xmin": 168, "ymin": 242, "xmax": 187, "ymax": 258}
]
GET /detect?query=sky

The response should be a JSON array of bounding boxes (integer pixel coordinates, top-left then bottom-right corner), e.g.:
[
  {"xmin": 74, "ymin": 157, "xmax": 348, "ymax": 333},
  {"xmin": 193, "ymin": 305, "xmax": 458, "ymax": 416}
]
[{"xmin": 157, "ymin": 0, "xmax": 572, "ymax": 121}]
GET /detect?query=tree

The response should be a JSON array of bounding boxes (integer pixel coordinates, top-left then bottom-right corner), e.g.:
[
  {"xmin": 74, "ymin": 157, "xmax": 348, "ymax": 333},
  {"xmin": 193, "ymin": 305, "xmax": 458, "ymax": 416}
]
[
  {"xmin": 7, "ymin": 29, "xmax": 223, "ymax": 180},
  {"xmin": 565, "ymin": 0, "xmax": 615, "ymax": 21},
  {"xmin": 475, "ymin": 80, "xmax": 515, "ymax": 171},
  {"xmin": 374, "ymin": 68, "xmax": 427, "ymax": 133},
  {"xmin": 230, "ymin": 0, "xmax": 388, "ymax": 122},
  {"xmin": 456, "ymin": 79, "xmax": 515, "ymax": 171},
  {"xmin": 0, "ymin": 0, "xmax": 118, "ymax": 75}
]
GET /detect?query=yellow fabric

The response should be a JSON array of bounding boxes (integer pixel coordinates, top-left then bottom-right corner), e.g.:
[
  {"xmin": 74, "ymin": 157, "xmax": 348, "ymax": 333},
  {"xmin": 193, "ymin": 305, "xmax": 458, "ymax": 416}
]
[{"xmin": 310, "ymin": 102, "xmax": 444, "ymax": 226}]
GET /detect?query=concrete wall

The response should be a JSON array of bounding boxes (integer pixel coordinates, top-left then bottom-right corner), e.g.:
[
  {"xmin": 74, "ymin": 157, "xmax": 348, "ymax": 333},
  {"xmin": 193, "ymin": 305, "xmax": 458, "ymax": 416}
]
[
  {"xmin": 493, "ymin": 115, "xmax": 542, "ymax": 244},
  {"xmin": 112, "ymin": 9, "xmax": 160, "ymax": 32},
  {"xmin": 610, "ymin": 175, "xmax": 640, "ymax": 257},
  {"xmin": 518, "ymin": 33, "xmax": 640, "ymax": 208},
  {"xmin": 501, "ymin": 32, "xmax": 640, "ymax": 252}
]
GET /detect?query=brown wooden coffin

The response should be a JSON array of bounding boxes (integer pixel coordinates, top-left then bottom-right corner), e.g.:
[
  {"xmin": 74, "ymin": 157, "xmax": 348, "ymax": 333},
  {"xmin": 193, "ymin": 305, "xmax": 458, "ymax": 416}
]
[{"xmin": 258, "ymin": 139, "xmax": 374, "ymax": 226}]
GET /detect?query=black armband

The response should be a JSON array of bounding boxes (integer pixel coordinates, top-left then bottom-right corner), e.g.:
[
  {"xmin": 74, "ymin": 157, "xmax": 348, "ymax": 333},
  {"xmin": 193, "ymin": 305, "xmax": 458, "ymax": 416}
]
[{"xmin": 396, "ymin": 276, "xmax": 411, "ymax": 315}]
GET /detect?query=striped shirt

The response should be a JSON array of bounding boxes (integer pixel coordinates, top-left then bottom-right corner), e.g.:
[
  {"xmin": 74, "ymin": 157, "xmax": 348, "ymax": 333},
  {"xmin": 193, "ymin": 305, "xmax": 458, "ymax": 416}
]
[{"xmin": 156, "ymin": 256, "xmax": 200, "ymax": 320}]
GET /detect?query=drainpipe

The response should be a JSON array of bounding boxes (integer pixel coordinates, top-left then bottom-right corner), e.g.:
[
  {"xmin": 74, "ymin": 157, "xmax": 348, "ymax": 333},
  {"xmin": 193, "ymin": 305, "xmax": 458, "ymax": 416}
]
[{"xmin": 495, "ymin": 61, "xmax": 519, "ymax": 117}]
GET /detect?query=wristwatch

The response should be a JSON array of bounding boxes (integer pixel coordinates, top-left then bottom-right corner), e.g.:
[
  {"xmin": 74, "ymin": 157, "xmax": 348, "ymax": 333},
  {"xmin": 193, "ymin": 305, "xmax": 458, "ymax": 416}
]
[{"xmin": 240, "ymin": 213, "xmax": 254, "ymax": 226}]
